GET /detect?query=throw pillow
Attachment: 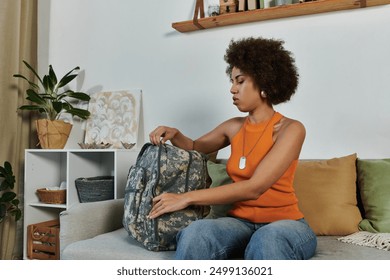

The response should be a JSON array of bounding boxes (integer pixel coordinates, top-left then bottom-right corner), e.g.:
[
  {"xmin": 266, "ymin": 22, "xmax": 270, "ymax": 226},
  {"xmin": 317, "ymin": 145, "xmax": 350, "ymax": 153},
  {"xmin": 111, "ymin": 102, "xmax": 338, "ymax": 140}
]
[
  {"xmin": 357, "ymin": 159, "xmax": 390, "ymax": 233},
  {"xmin": 205, "ymin": 161, "xmax": 233, "ymax": 219},
  {"xmin": 293, "ymin": 153, "xmax": 362, "ymax": 236}
]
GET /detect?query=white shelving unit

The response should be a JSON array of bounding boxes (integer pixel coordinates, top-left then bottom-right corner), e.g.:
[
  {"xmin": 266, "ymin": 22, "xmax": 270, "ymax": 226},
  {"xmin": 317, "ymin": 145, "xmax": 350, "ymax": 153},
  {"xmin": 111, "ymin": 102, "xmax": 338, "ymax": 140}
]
[{"xmin": 23, "ymin": 148, "xmax": 139, "ymax": 259}]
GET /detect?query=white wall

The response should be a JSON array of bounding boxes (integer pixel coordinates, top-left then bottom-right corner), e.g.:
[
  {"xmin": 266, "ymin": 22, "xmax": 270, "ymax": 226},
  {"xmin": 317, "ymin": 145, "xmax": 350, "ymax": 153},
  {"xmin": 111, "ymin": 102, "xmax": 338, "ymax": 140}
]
[{"xmin": 38, "ymin": 0, "xmax": 390, "ymax": 159}]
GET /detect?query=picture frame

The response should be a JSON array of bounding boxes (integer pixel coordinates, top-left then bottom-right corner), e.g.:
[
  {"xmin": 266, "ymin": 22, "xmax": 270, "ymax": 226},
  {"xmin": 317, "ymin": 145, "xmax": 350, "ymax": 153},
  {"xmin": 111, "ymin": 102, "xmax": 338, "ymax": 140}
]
[{"xmin": 84, "ymin": 89, "xmax": 142, "ymax": 149}]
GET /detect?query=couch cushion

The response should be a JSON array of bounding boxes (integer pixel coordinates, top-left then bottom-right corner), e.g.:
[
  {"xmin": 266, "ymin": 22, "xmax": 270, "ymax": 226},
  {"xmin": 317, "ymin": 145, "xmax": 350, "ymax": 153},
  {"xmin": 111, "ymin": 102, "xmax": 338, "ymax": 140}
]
[
  {"xmin": 313, "ymin": 236, "xmax": 390, "ymax": 260},
  {"xmin": 294, "ymin": 154, "xmax": 362, "ymax": 236},
  {"xmin": 61, "ymin": 228, "xmax": 175, "ymax": 260},
  {"xmin": 205, "ymin": 161, "xmax": 233, "ymax": 219},
  {"xmin": 357, "ymin": 159, "xmax": 390, "ymax": 233},
  {"xmin": 62, "ymin": 229, "xmax": 390, "ymax": 260}
]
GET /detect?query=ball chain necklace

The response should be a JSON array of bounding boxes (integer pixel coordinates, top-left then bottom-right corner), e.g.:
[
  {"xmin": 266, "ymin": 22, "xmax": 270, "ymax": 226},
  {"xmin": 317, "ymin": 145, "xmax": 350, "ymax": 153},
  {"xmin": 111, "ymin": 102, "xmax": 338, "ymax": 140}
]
[{"xmin": 239, "ymin": 112, "xmax": 276, "ymax": 170}]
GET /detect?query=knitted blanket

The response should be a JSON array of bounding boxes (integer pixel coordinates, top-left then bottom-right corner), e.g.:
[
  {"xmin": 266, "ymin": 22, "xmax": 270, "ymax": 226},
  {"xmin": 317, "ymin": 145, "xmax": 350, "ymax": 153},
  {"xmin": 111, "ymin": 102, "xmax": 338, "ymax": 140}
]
[{"xmin": 338, "ymin": 231, "xmax": 390, "ymax": 251}]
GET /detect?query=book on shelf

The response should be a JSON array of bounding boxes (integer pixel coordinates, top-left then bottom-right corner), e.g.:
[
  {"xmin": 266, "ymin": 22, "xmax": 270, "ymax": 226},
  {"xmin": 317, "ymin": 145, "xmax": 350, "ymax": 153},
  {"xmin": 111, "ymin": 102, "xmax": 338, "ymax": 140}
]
[
  {"xmin": 260, "ymin": 0, "xmax": 265, "ymax": 8},
  {"xmin": 238, "ymin": 0, "xmax": 246, "ymax": 12},
  {"xmin": 247, "ymin": 0, "xmax": 265, "ymax": 10}
]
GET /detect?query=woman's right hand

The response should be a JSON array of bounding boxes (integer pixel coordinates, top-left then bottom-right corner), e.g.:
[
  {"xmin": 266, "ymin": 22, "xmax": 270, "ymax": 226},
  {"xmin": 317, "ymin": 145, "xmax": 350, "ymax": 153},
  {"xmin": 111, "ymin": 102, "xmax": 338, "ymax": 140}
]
[{"xmin": 149, "ymin": 126, "xmax": 179, "ymax": 145}]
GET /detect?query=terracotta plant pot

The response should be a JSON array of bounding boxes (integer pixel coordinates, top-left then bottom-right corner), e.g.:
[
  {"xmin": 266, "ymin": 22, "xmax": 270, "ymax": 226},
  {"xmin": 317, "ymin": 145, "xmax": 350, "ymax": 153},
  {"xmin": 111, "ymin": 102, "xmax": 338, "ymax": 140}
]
[{"xmin": 36, "ymin": 119, "xmax": 73, "ymax": 149}]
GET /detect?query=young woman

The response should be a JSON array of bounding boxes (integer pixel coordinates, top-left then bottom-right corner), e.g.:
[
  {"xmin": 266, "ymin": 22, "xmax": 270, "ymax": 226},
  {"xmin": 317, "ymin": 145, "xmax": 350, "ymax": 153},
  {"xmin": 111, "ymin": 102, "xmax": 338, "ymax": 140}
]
[{"xmin": 148, "ymin": 37, "xmax": 317, "ymax": 260}]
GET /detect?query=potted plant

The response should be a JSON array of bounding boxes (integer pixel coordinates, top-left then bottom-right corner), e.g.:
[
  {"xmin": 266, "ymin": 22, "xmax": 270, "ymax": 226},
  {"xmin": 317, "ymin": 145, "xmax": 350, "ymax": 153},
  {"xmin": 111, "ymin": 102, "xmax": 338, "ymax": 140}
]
[
  {"xmin": 0, "ymin": 161, "xmax": 21, "ymax": 223},
  {"xmin": 13, "ymin": 60, "xmax": 91, "ymax": 148}
]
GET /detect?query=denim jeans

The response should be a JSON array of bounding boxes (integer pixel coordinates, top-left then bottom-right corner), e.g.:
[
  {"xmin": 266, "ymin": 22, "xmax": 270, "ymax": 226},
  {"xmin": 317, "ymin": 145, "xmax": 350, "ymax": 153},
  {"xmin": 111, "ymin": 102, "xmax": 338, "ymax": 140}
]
[{"xmin": 175, "ymin": 217, "xmax": 317, "ymax": 260}]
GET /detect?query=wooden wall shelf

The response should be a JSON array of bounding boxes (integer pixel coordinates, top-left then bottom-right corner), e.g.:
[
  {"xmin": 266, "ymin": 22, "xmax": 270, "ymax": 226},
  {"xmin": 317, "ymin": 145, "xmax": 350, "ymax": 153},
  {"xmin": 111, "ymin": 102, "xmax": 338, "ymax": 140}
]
[{"xmin": 172, "ymin": 0, "xmax": 390, "ymax": 33}]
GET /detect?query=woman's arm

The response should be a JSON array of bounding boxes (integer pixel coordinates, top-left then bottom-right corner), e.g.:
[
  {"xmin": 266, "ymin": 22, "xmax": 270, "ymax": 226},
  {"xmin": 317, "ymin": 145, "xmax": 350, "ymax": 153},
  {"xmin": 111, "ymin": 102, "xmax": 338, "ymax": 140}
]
[
  {"xmin": 148, "ymin": 119, "xmax": 305, "ymax": 219},
  {"xmin": 149, "ymin": 117, "xmax": 244, "ymax": 154}
]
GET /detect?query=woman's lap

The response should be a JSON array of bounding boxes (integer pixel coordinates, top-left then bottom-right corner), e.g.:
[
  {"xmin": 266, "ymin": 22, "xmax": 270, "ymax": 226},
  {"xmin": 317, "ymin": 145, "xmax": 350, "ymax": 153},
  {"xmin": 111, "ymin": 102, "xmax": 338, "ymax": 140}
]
[{"xmin": 175, "ymin": 217, "xmax": 317, "ymax": 260}]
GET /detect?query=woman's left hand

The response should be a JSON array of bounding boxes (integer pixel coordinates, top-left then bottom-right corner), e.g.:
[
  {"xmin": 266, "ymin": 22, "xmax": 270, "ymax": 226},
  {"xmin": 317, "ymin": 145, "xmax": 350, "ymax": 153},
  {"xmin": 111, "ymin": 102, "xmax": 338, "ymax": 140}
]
[{"xmin": 148, "ymin": 193, "xmax": 189, "ymax": 219}]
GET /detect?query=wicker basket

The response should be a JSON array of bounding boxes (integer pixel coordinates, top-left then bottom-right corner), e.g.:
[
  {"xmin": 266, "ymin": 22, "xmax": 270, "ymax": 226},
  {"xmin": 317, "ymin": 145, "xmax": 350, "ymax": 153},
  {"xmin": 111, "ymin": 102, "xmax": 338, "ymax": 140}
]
[
  {"xmin": 36, "ymin": 188, "xmax": 66, "ymax": 204},
  {"xmin": 27, "ymin": 219, "xmax": 60, "ymax": 260},
  {"xmin": 75, "ymin": 176, "xmax": 114, "ymax": 203}
]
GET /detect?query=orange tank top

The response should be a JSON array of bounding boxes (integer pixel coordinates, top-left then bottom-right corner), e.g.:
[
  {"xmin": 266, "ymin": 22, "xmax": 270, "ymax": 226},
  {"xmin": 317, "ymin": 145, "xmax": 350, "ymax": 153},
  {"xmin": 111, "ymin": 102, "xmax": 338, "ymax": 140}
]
[{"xmin": 226, "ymin": 112, "xmax": 304, "ymax": 223}]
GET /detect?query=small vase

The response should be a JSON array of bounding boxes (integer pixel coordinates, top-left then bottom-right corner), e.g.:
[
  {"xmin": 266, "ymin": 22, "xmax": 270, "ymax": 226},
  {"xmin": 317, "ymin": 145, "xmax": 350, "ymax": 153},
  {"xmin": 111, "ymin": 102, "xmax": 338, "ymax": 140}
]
[{"xmin": 36, "ymin": 119, "xmax": 73, "ymax": 149}]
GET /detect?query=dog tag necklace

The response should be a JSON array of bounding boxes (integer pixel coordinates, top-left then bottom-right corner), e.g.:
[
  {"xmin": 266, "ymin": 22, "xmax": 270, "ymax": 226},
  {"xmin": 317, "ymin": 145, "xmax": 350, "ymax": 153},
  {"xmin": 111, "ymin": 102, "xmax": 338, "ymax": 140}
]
[{"xmin": 239, "ymin": 113, "xmax": 275, "ymax": 170}]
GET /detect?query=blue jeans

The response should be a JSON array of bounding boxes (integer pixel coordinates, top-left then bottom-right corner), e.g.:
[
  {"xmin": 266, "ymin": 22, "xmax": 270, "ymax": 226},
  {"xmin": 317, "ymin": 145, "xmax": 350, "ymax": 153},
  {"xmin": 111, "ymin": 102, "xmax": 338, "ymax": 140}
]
[{"xmin": 175, "ymin": 217, "xmax": 317, "ymax": 260}]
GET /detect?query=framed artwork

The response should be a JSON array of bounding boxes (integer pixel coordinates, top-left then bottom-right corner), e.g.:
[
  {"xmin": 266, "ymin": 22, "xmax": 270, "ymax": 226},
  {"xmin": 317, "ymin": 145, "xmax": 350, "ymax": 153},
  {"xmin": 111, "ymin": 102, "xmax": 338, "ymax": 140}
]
[{"xmin": 84, "ymin": 89, "xmax": 142, "ymax": 149}]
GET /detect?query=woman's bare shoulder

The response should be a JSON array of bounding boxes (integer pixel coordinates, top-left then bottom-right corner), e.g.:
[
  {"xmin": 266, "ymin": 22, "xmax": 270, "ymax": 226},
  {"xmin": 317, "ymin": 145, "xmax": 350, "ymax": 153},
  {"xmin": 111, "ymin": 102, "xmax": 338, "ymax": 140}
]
[
  {"xmin": 274, "ymin": 116, "xmax": 306, "ymax": 140},
  {"xmin": 222, "ymin": 116, "xmax": 246, "ymax": 133}
]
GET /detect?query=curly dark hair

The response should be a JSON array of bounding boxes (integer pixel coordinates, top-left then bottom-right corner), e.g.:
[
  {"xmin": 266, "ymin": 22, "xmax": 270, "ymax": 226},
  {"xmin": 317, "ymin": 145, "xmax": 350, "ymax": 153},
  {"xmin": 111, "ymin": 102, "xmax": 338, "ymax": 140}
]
[{"xmin": 224, "ymin": 37, "xmax": 299, "ymax": 105}]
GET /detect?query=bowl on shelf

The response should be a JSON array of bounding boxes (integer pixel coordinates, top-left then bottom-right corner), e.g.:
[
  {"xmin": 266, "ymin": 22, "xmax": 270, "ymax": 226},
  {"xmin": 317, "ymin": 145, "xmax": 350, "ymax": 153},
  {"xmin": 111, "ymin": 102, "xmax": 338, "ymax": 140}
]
[
  {"xmin": 78, "ymin": 142, "xmax": 112, "ymax": 149},
  {"xmin": 36, "ymin": 188, "xmax": 66, "ymax": 204},
  {"xmin": 121, "ymin": 142, "xmax": 136, "ymax": 149}
]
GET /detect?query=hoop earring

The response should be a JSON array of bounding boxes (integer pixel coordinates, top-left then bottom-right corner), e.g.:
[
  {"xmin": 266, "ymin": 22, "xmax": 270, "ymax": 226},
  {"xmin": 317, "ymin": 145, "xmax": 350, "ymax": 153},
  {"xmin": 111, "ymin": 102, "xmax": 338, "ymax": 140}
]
[{"xmin": 260, "ymin": 91, "xmax": 267, "ymax": 98}]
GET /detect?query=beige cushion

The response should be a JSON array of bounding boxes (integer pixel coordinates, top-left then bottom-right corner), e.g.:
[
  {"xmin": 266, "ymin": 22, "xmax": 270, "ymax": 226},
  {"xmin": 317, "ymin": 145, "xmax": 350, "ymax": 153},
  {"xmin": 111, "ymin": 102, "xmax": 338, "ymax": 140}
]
[{"xmin": 294, "ymin": 154, "xmax": 362, "ymax": 236}]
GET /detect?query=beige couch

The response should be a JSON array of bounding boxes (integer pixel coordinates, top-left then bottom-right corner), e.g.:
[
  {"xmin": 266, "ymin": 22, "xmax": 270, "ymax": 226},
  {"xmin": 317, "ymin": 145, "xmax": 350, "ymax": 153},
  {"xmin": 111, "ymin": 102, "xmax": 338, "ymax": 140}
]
[{"xmin": 60, "ymin": 154, "xmax": 390, "ymax": 259}]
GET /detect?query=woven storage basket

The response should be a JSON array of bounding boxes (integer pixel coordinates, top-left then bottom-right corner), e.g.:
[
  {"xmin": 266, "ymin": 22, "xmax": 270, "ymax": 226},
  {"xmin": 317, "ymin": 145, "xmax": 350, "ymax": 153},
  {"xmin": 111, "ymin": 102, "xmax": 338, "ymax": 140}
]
[
  {"xmin": 27, "ymin": 219, "xmax": 60, "ymax": 260},
  {"xmin": 75, "ymin": 176, "xmax": 114, "ymax": 203},
  {"xmin": 36, "ymin": 188, "xmax": 66, "ymax": 204}
]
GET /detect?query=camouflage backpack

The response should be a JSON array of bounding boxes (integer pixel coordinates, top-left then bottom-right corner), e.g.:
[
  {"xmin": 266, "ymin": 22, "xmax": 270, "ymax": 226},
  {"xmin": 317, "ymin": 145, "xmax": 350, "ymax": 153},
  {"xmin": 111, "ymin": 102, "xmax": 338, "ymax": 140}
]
[{"xmin": 123, "ymin": 142, "xmax": 209, "ymax": 251}]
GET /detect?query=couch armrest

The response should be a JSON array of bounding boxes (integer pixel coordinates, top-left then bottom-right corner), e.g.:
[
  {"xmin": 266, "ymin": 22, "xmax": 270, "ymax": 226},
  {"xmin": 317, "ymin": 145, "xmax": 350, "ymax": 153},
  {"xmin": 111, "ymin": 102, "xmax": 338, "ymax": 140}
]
[{"xmin": 60, "ymin": 198, "xmax": 124, "ymax": 255}]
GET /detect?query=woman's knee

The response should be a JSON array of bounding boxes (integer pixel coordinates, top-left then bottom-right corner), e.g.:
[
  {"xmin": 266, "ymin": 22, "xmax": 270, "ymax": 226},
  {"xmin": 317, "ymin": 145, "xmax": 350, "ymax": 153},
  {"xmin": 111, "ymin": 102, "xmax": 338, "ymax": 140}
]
[
  {"xmin": 245, "ymin": 219, "xmax": 317, "ymax": 260},
  {"xmin": 175, "ymin": 217, "xmax": 252, "ymax": 259}
]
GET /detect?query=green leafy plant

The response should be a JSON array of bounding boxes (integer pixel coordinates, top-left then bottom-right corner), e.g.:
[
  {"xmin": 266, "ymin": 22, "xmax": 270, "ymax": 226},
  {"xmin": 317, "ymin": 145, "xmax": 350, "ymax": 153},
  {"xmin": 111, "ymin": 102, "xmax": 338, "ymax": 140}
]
[
  {"xmin": 13, "ymin": 60, "xmax": 91, "ymax": 121},
  {"xmin": 0, "ymin": 161, "xmax": 21, "ymax": 223}
]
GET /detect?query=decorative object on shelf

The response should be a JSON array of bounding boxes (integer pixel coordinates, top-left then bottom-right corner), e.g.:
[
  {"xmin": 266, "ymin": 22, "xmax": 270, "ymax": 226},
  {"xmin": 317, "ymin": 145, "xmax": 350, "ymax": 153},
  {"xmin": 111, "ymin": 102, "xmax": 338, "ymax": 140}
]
[
  {"xmin": 35, "ymin": 119, "xmax": 73, "ymax": 149},
  {"xmin": 84, "ymin": 90, "xmax": 142, "ymax": 149},
  {"xmin": 220, "ymin": 0, "xmax": 238, "ymax": 14},
  {"xmin": 75, "ymin": 176, "xmax": 114, "ymax": 203},
  {"xmin": 121, "ymin": 142, "xmax": 136, "ymax": 150},
  {"xmin": 36, "ymin": 188, "xmax": 66, "ymax": 204},
  {"xmin": 208, "ymin": 4, "xmax": 220, "ymax": 16},
  {"xmin": 78, "ymin": 142, "xmax": 112, "ymax": 149},
  {"xmin": 13, "ymin": 61, "xmax": 91, "ymax": 149},
  {"xmin": 0, "ymin": 161, "xmax": 21, "ymax": 223},
  {"xmin": 172, "ymin": 0, "xmax": 390, "ymax": 32}
]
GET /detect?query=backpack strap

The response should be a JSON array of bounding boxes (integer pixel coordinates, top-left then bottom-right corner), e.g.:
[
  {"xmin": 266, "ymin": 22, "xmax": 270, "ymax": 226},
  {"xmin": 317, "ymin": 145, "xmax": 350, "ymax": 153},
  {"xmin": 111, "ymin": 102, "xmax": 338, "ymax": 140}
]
[
  {"xmin": 136, "ymin": 142, "xmax": 153, "ymax": 162},
  {"xmin": 152, "ymin": 143, "xmax": 164, "ymax": 197},
  {"xmin": 184, "ymin": 151, "xmax": 193, "ymax": 192}
]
